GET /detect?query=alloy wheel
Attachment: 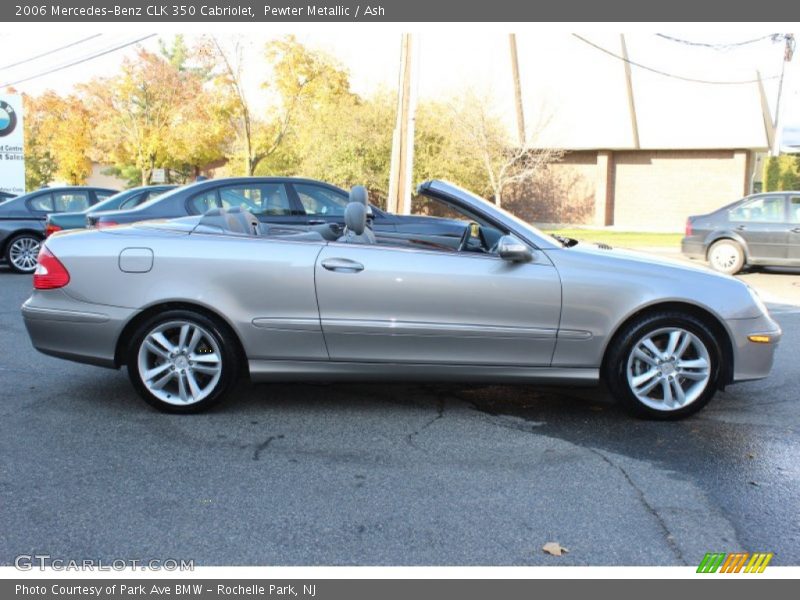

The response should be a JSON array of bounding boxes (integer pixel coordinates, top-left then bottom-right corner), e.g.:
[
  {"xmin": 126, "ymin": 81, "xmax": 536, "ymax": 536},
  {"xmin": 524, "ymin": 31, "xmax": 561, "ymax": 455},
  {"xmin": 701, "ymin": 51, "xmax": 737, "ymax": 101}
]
[
  {"xmin": 9, "ymin": 236, "xmax": 41, "ymax": 272},
  {"xmin": 137, "ymin": 320, "xmax": 223, "ymax": 406},
  {"xmin": 626, "ymin": 327, "xmax": 711, "ymax": 412}
]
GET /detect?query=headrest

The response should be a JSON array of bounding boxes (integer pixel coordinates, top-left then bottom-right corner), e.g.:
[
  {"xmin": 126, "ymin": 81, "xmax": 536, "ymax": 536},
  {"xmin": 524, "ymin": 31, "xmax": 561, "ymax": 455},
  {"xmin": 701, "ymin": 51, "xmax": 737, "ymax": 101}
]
[
  {"xmin": 349, "ymin": 185, "xmax": 369, "ymax": 206},
  {"xmin": 344, "ymin": 202, "xmax": 367, "ymax": 236}
]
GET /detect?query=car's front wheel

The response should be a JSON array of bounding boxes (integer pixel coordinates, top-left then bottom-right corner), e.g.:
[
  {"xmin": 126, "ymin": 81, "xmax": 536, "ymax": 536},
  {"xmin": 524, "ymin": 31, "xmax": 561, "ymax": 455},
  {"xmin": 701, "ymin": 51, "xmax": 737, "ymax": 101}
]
[
  {"xmin": 6, "ymin": 233, "xmax": 42, "ymax": 274},
  {"xmin": 708, "ymin": 239, "xmax": 744, "ymax": 275},
  {"xmin": 605, "ymin": 312, "xmax": 722, "ymax": 419},
  {"xmin": 127, "ymin": 310, "xmax": 241, "ymax": 413}
]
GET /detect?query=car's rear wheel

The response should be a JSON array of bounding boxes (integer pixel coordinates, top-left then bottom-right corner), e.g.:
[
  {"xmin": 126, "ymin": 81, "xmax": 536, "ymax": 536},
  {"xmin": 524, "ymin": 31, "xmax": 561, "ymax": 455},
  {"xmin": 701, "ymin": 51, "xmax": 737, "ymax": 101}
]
[
  {"xmin": 605, "ymin": 312, "xmax": 722, "ymax": 420},
  {"xmin": 708, "ymin": 239, "xmax": 744, "ymax": 275},
  {"xmin": 127, "ymin": 310, "xmax": 241, "ymax": 413},
  {"xmin": 6, "ymin": 233, "xmax": 42, "ymax": 274}
]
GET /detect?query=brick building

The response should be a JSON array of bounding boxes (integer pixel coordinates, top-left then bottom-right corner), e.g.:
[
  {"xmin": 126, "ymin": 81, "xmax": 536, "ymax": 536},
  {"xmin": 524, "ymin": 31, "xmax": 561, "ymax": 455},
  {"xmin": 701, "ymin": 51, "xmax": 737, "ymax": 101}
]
[{"xmin": 514, "ymin": 34, "xmax": 775, "ymax": 231}]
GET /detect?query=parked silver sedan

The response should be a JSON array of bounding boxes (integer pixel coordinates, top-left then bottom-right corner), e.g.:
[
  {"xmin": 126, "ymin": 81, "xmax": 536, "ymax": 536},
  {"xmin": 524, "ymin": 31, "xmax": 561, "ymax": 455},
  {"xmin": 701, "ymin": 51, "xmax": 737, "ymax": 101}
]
[{"xmin": 22, "ymin": 180, "xmax": 781, "ymax": 419}]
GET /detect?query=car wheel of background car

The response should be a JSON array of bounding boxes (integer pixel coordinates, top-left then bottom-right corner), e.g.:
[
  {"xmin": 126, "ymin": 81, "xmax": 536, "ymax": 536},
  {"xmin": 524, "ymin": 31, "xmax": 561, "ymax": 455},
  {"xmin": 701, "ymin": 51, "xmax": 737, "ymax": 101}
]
[
  {"xmin": 5, "ymin": 233, "xmax": 42, "ymax": 274},
  {"xmin": 605, "ymin": 311, "xmax": 722, "ymax": 420},
  {"xmin": 127, "ymin": 309, "xmax": 241, "ymax": 413},
  {"xmin": 707, "ymin": 239, "xmax": 745, "ymax": 275}
]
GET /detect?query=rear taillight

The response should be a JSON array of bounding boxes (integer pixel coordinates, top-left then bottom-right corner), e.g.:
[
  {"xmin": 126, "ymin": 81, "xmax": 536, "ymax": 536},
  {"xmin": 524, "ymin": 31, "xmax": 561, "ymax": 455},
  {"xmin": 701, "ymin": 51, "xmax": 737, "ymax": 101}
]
[
  {"xmin": 685, "ymin": 218, "xmax": 693, "ymax": 237},
  {"xmin": 33, "ymin": 246, "xmax": 70, "ymax": 290},
  {"xmin": 96, "ymin": 220, "xmax": 118, "ymax": 229},
  {"xmin": 45, "ymin": 223, "xmax": 62, "ymax": 237}
]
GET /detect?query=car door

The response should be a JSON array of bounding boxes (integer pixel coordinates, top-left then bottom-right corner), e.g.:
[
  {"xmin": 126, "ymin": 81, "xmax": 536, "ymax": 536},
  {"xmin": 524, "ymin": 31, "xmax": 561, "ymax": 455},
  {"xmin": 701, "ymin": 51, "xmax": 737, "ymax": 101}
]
[
  {"xmin": 728, "ymin": 194, "xmax": 788, "ymax": 261},
  {"xmin": 788, "ymin": 195, "xmax": 800, "ymax": 262},
  {"xmin": 314, "ymin": 243, "xmax": 561, "ymax": 366}
]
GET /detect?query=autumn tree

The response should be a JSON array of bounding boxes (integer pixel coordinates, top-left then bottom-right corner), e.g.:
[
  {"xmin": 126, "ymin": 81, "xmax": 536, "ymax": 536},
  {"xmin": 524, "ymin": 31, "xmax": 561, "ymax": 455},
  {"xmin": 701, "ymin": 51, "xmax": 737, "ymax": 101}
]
[
  {"xmin": 81, "ymin": 42, "xmax": 224, "ymax": 186},
  {"xmin": 205, "ymin": 35, "xmax": 354, "ymax": 176},
  {"xmin": 22, "ymin": 91, "xmax": 92, "ymax": 187},
  {"xmin": 22, "ymin": 93, "xmax": 57, "ymax": 189}
]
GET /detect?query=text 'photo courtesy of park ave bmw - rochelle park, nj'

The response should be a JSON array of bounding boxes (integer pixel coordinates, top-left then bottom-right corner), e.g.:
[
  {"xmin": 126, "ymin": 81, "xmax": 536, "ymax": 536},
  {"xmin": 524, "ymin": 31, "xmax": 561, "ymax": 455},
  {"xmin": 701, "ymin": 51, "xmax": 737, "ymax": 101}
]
[{"xmin": 0, "ymin": 1, "xmax": 800, "ymax": 595}]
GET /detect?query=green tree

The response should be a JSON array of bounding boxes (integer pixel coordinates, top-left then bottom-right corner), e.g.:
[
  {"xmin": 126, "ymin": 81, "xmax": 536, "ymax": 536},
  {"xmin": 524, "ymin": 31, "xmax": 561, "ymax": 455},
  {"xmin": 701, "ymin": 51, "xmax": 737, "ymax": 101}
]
[{"xmin": 763, "ymin": 155, "xmax": 800, "ymax": 191}]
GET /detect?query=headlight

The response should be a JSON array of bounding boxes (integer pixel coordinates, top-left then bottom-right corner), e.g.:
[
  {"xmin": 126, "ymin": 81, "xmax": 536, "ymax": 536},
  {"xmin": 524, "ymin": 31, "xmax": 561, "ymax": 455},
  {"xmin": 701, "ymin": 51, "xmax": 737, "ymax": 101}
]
[{"xmin": 747, "ymin": 285, "xmax": 769, "ymax": 316}]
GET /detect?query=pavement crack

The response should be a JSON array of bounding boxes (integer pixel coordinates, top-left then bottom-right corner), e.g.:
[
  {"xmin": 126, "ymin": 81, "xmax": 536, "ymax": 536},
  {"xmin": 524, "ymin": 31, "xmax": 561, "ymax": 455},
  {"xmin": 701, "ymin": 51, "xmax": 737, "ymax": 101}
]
[
  {"xmin": 252, "ymin": 434, "xmax": 284, "ymax": 461},
  {"xmin": 406, "ymin": 397, "xmax": 445, "ymax": 450},
  {"xmin": 588, "ymin": 447, "xmax": 687, "ymax": 565}
]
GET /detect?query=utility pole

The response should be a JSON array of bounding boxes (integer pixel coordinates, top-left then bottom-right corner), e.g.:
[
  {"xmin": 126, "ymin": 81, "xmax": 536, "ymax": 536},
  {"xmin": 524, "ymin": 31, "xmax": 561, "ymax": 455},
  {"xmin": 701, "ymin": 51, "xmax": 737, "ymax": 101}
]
[
  {"xmin": 771, "ymin": 33, "xmax": 796, "ymax": 156},
  {"xmin": 509, "ymin": 34, "xmax": 526, "ymax": 145},
  {"xmin": 387, "ymin": 33, "xmax": 416, "ymax": 215},
  {"xmin": 620, "ymin": 34, "xmax": 641, "ymax": 149}
]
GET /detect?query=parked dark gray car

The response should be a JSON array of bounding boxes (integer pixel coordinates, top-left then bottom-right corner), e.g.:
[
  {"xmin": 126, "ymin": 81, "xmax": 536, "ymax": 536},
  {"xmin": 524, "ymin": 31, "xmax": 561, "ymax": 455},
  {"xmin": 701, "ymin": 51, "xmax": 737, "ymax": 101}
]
[
  {"xmin": 87, "ymin": 177, "xmax": 466, "ymax": 241},
  {"xmin": 0, "ymin": 186, "xmax": 117, "ymax": 273},
  {"xmin": 0, "ymin": 191, "xmax": 16, "ymax": 203},
  {"xmin": 682, "ymin": 191, "xmax": 800, "ymax": 274}
]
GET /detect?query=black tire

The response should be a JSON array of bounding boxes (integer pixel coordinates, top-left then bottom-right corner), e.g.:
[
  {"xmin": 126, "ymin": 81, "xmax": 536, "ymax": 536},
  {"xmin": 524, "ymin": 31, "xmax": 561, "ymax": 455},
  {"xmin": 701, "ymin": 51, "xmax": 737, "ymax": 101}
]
[
  {"xmin": 5, "ymin": 233, "xmax": 42, "ymax": 274},
  {"xmin": 604, "ymin": 311, "xmax": 723, "ymax": 420},
  {"xmin": 126, "ymin": 309, "xmax": 242, "ymax": 413},
  {"xmin": 707, "ymin": 239, "xmax": 745, "ymax": 275}
]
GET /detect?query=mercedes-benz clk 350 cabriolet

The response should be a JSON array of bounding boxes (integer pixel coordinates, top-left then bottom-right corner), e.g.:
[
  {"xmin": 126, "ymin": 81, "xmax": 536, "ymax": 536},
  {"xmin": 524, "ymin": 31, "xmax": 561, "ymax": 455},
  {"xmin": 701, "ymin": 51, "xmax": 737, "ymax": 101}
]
[{"xmin": 22, "ymin": 180, "xmax": 781, "ymax": 419}]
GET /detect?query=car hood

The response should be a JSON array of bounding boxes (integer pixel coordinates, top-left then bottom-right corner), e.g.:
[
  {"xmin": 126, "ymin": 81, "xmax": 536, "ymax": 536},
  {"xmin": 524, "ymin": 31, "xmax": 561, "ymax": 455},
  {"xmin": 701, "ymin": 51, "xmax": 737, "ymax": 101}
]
[{"xmin": 571, "ymin": 242, "xmax": 723, "ymax": 276}]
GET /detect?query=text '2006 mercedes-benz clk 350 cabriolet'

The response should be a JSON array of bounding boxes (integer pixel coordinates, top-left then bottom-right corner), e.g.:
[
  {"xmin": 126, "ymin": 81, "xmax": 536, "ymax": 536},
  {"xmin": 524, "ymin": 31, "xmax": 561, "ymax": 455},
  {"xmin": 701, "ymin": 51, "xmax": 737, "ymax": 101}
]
[{"xmin": 22, "ymin": 180, "xmax": 781, "ymax": 419}]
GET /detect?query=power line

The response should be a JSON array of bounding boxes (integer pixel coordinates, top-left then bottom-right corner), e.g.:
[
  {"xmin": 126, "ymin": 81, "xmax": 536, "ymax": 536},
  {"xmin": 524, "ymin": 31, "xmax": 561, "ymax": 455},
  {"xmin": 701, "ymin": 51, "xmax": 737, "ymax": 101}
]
[
  {"xmin": 0, "ymin": 34, "xmax": 103, "ymax": 72},
  {"xmin": 572, "ymin": 34, "xmax": 780, "ymax": 85},
  {"xmin": 655, "ymin": 33, "xmax": 778, "ymax": 51},
  {"xmin": 1, "ymin": 34, "xmax": 157, "ymax": 88}
]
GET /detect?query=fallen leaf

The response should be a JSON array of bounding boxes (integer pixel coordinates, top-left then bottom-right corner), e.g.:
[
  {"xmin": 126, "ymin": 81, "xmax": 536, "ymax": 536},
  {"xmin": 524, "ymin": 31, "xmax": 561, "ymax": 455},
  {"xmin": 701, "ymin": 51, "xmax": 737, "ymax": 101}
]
[{"xmin": 542, "ymin": 542, "xmax": 569, "ymax": 556}]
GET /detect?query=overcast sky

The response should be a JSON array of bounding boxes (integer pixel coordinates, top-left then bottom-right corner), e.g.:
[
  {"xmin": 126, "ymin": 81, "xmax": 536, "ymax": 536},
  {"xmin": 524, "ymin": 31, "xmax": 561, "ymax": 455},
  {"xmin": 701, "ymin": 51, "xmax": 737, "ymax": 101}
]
[{"xmin": 1, "ymin": 29, "xmax": 797, "ymax": 147}]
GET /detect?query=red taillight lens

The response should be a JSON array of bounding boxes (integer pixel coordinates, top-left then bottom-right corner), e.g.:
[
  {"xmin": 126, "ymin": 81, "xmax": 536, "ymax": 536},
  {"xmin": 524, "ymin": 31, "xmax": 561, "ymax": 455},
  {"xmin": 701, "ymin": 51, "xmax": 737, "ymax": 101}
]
[
  {"xmin": 33, "ymin": 246, "xmax": 70, "ymax": 290},
  {"xmin": 96, "ymin": 220, "xmax": 118, "ymax": 229},
  {"xmin": 45, "ymin": 223, "xmax": 62, "ymax": 237},
  {"xmin": 685, "ymin": 219, "xmax": 693, "ymax": 237}
]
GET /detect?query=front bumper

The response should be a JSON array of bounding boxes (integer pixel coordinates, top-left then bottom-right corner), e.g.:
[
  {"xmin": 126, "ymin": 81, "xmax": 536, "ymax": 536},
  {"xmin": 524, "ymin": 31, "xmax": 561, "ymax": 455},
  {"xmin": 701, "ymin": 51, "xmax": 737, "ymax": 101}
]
[
  {"xmin": 727, "ymin": 313, "xmax": 782, "ymax": 383},
  {"xmin": 22, "ymin": 290, "xmax": 136, "ymax": 368}
]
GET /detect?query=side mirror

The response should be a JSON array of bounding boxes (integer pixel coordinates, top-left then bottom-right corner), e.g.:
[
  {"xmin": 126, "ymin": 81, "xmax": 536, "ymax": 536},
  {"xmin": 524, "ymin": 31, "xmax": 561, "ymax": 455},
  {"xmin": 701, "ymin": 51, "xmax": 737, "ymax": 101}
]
[{"xmin": 496, "ymin": 235, "xmax": 532, "ymax": 263}]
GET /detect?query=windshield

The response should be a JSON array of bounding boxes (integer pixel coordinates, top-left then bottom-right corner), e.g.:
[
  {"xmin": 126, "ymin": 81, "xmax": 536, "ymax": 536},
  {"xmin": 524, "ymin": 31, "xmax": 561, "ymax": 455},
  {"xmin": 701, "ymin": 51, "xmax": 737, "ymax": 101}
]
[{"xmin": 425, "ymin": 181, "xmax": 564, "ymax": 248}]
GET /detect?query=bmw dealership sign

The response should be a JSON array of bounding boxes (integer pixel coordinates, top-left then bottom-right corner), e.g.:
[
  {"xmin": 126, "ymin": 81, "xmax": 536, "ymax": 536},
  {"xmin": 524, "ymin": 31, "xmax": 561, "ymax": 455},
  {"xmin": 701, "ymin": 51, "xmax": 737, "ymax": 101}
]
[{"xmin": 0, "ymin": 94, "xmax": 24, "ymax": 195}]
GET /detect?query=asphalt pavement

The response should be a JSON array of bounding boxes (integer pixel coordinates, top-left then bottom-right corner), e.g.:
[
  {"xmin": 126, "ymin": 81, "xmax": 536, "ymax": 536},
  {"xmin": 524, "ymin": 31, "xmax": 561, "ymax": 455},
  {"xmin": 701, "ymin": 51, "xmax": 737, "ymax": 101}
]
[{"xmin": 1, "ymin": 266, "xmax": 798, "ymax": 566}]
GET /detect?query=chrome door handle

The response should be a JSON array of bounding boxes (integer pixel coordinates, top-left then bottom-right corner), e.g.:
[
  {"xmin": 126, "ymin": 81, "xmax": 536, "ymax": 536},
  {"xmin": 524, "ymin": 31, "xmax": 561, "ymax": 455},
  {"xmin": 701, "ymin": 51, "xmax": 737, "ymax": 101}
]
[
  {"xmin": 308, "ymin": 219, "xmax": 326, "ymax": 225},
  {"xmin": 321, "ymin": 258, "xmax": 364, "ymax": 272},
  {"xmin": 792, "ymin": 227, "xmax": 800, "ymax": 234}
]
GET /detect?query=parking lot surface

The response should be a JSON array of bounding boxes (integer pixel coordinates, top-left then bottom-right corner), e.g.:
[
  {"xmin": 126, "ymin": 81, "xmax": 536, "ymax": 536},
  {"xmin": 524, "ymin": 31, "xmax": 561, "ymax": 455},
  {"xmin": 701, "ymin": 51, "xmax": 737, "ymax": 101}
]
[{"xmin": 1, "ymin": 266, "xmax": 798, "ymax": 566}]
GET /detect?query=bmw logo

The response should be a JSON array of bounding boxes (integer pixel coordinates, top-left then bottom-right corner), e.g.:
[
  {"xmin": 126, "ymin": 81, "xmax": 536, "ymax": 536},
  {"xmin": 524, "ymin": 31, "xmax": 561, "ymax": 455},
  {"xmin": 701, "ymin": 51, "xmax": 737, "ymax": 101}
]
[{"xmin": 0, "ymin": 101, "xmax": 17, "ymax": 137}]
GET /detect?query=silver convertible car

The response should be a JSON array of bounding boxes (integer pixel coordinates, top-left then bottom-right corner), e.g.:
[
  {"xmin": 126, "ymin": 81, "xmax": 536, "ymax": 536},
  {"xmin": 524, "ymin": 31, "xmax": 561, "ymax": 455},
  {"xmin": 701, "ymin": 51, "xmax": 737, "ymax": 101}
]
[{"xmin": 23, "ymin": 180, "xmax": 781, "ymax": 419}]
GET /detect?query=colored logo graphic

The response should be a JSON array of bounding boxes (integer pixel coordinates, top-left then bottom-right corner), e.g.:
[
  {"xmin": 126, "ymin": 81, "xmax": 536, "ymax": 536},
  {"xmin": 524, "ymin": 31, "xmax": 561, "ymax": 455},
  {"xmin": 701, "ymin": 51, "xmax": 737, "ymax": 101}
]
[
  {"xmin": 697, "ymin": 552, "xmax": 773, "ymax": 573},
  {"xmin": 0, "ymin": 100, "xmax": 18, "ymax": 137}
]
